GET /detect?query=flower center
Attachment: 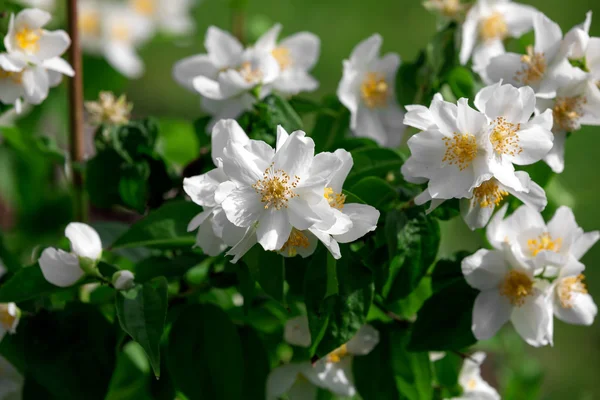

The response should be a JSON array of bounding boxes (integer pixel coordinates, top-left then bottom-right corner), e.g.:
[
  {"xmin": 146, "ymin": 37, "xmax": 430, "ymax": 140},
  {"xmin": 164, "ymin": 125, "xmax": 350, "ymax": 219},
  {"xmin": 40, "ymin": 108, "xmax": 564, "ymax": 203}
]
[
  {"xmin": 473, "ymin": 180, "xmax": 508, "ymax": 208},
  {"xmin": 15, "ymin": 27, "xmax": 42, "ymax": 54},
  {"xmin": 0, "ymin": 69, "xmax": 23, "ymax": 84},
  {"xmin": 238, "ymin": 61, "xmax": 263, "ymax": 83},
  {"xmin": 557, "ymin": 274, "xmax": 588, "ymax": 308},
  {"xmin": 0, "ymin": 304, "xmax": 16, "ymax": 331},
  {"xmin": 360, "ymin": 72, "xmax": 389, "ymax": 108},
  {"xmin": 252, "ymin": 163, "xmax": 299, "ymax": 210},
  {"xmin": 132, "ymin": 0, "xmax": 155, "ymax": 16},
  {"xmin": 441, "ymin": 0, "xmax": 461, "ymax": 17},
  {"xmin": 499, "ymin": 270, "xmax": 534, "ymax": 306},
  {"xmin": 515, "ymin": 46, "xmax": 546, "ymax": 85},
  {"xmin": 79, "ymin": 11, "xmax": 101, "ymax": 36},
  {"xmin": 85, "ymin": 92, "xmax": 132, "ymax": 126},
  {"xmin": 280, "ymin": 229, "xmax": 310, "ymax": 256},
  {"xmin": 527, "ymin": 232, "xmax": 561, "ymax": 257},
  {"xmin": 327, "ymin": 344, "xmax": 349, "ymax": 363},
  {"xmin": 490, "ymin": 117, "xmax": 522, "ymax": 157},
  {"xmin": 272, "ymin": 47, "xmax": 292, "ymax": 70},
  {"xmin": 479, "ymin": 12, "xmax": 508, "ymax": 41},
  {"xmin": 442, "ymin": 133, "xmax": 478, "ymax": 170},
  {"xmin": 324, "ymin": 187, "xmax": 346, "ymax": 210},
  {"xmin": 467, "ymin": 378, "xmax": 478, "ymax": 390},
  {"xmin": 553, "ymin": 96, "xmax": 587, "ymax": 132},
  {"xmin": 111, "ymin": 23, "xmax": 131, "ymax": 42}
]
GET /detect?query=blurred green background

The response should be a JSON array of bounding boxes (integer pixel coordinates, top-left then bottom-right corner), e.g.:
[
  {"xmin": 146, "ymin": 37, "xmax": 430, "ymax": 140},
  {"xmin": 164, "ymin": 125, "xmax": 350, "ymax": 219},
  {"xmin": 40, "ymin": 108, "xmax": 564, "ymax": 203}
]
[{"xmin": 2, "ymin": 0, "xmax": 600, "ymax": 398}]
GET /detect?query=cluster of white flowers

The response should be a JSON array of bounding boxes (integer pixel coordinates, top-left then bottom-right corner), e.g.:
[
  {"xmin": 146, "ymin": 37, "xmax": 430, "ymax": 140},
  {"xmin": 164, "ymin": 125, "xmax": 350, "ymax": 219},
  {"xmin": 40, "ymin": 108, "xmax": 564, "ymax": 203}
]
[
  {"xmin": 183, "ymin": 119, "xmax": 380, "ymax": 262},
  {"xmin": 79, "ymin": 0, "xmax": 197, "ymax": 78},
  {"xmin": 463, "ymin": 205, "xmax": 598, "ymax": 347},
  {"xmin": 173, "ymin": 24, "xmax": 320, "ymax": 130},
  {"xmin": 0, "ymin": 8, "xmax": 74, "ymax": 112},
  {"xmin": 267, "ymin": 316, "xmax": 379, "ymax": 399}
]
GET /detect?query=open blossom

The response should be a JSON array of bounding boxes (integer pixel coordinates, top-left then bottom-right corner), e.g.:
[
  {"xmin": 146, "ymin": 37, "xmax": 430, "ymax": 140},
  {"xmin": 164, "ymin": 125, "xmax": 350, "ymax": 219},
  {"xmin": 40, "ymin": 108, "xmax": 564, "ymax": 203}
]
[
  {"xmin": 252, "ymin": 23, "xmax": 320, "ymax": 95},
  {"xmin": 39, "ymin": 223, "xmax": 103, "ymax": 287},
  {"xmin": 128, "ymin": 0, "xmax": 196, "ymax": 36},
  {"xmin": 337, "ymin": 34, "xmax": 405, "ymax": 147},
  {"xmin": 550, "ymin": 256, "xmax": 597, "ymax": 326},
  {"xmin": 462, "ymin": 243, "xmax": 553, "ymax": 347},
  {"xmin": 402, "ymin": 83, "xmax": 553, "ymax": 224},
  {"xmin": 448, "ymin": 352, "xmax": 500, "ymax": 400},
  {"xmin": 0, "ymin": 303, "xmax": 21, "ymax": 341},
  {"xmin": 278, "ymin": 149, "xmax": 380, "ymax": 259},
  {"xmin": 267, "ymin": 317, "xmax": 379, "ymax": 399},
  {"xmin": 460, "ymin": 0, "xmax": 536, "ymax": 77}
]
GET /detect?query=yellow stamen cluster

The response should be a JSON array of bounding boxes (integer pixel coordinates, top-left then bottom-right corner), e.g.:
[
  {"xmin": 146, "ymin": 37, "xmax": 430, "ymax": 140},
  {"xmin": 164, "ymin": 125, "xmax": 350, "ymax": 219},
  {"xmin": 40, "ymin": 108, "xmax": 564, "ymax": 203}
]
[
  {"xmin": 0, "ymin": 69, "xmax": 23, "ymax": 84},
  {"xmin": 0, "ymin": 304, "xmax": 17, "ymax": 331},
  {"xmin": 515, "ymin": 46, "xmax": 547, "ymax": 85},
  {"xmin": 499, "ymin": 270, "xmax": 534, "ymax": 306},
  {"xmin": 79, "ymin": 11, "xmax": 101, "ymax": 36},
  {"xmin": 553, "ymin": 96, "xmax": 587, "ymax": 131},
  {"xmin": 490, "ymin": 117, "xmax": 522, "ymax": 157},
  {"xmin": 424, "ymin": 0, "xmax": 464, "ymax": 18},
  {"xmin": 324, "ymin": 187, "xmax": 346, "ymax": 210},
  {"xmin": 15, "ymin": 27, "xmax": 42, "ymax": 54},
  {"xmin": 272, "ymin": 47, "xmax": 292, "ymax": 70},
  {"xmin": 360, "ymin": 72, "xmax": 389, "ymax": 108},
  {"xmin": 252, "ymin": 163, "xmax": 299, "ymax": 210},
  {"xmin": 85, "ymin": 91, "xmax": 133, "ymax": 126},
  {"xmin": 132, "ymin": 0, "xmax": 155, "ymax": 16},
  {"xmin": 111, "ymin": 24, "xmax": 131, "ymax": 42},
  {"xmin": 473, "ymin": 180, "xmax": 508, "ymax": 208},
  {"xmin": 442, "ymin": 133, "xmax": 478, "ymax": 170},
  {"xmin": 280, "ymin": 229, "xmax": 310, "ymax": 257},
  {"xmin": 479, "ymin": 12, "xmax": 508, "ymax": 41},
  {"xmin": 327, "ymin": 344, "xmax": 349, "ymax": 363},
  {"xmin": 467, "ymin": 378, "xmax": 478, "ymax": 390},
  {"xmin": 557, "ymin": 274, "xmax": 588, "ymax": 308},
  {"xmin": 239, "ymin": 61, "xmax": 263, "ymax": 83},
  {"xmin": 527, "ymin": 232, "xmax": 562, "ymax": 257}
]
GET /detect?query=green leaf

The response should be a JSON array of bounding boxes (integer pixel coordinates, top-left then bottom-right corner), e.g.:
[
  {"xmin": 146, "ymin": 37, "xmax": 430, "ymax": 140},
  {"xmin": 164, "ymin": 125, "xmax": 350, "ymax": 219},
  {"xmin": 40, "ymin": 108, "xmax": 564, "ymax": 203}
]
[
  {"xmin": 116, "ymin": 277, "xmax": 168, "ymax": 378},
  {"xmin": 395, "ymin": 59, "xmax": 424, "ymax": 107},
  {"xmin": 135, "ymin": 254, "xmax": 203, "ymax": 283},
  {"xmin": 310, "ymin": 96, "xmax": 350, "ymax": 152},
  {"xmin": 346, "ymin": 147, "xmax": 404, "ymax": 187},
  {"xmin": 111, "ymin": 200, "xmax": 198, "ymax": 249},
  {"xmin": 86, "ymin": 149, "xmax": 124, "ymax": 209},
  {"xmin": 383, "ymin": 207, "xmax": 440, "ymax": 303},
  {"xmin": 157, "ymin": 118, "xmax": 200, "ymax": 167},
  {"xmin": 350, "ymin": 176, "xmax": 398, "ymax": 209},
  {"xmin": 0, "ymin": 263, "xmax": 65, "ymax": 302},
  {"xmin": 105, "ymin": 342, "xmax": 153, "ymax": 400},
  {"xmin": 447, "ymin": 67, "xmax": 476, "ymax": 99},
  {"xmin": 288, "ymin": 97, "xmax": 321, "ymax": 115},
  {"xmin": 119, "ymin": 162, "xmax": 150, "ymax": 213},
  {"xmin": 238, "ymin": 326, "xmax": 270, "ymax": 399},
  {"xmin": 0, "ymin": 230, "xmax": 20, "ymax": 272},
  {"xmin": 167, "ymin": 304, "xmax": 244, "ymax": 400},
  {"xmin": 243, "ymin": 246, "xmax": 284, "ymax": 301},
  {"xmin": 390, "ymin": 326, "xmax": 433, "ymax": 400}
]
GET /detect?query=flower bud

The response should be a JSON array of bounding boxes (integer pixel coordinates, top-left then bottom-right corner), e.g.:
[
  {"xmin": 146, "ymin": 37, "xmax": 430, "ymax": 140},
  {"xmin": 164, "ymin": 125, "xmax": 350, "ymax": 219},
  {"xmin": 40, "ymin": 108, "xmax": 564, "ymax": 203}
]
[
  {"xmin": 0, "ymin": 303, "xmax": 21, "ymax": 340},
  {"xmin": 112, "ymin": 270, "xmax": 135, "ymax": 291}
]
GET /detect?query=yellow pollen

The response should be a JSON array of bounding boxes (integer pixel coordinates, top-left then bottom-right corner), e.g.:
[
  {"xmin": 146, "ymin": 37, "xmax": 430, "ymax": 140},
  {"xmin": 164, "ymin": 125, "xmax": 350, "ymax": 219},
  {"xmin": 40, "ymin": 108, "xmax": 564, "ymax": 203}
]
[
  {"xmin": 79, "ymin": 12, "xmax": 100, "ymax": 36},
  {"xmin": 490, "ymin": 117, "xmax": 522, "ymax": 157},
  {"xmin": 467, "ymin": 378, "xmax": 477, "ymax": 390},
  {"xmin": 327, "ymin": 344, "xmax": 349, "ymax": 363},
  {"xmin": 238, "ymin": 61, "xmax": 263, "ymax": 83},
  {"xmin": 0, "ymin": 304, "xmax": 16, "ymax": 331},
  {"xmin": 553, "ymin": 96, "xmax": 587, "ymax": 132},
  {"xmin": 527, "ymin": 232, "xmax": 562, "ymax": 257},
  {"xmin": 442, "ymin": 133, "xmax": 478, "ymax": 170},
  {"xmin": 360, "ymin": 72, "xmax": 389, "ymax": 108},
  {"xmin": 252, "ymin": 163, "xmax": 299, "ymax": 210},
  {"xmin": 111, "ymin": 24, "xmax": 130, "ymax": 42},
  {"xmin": 280, "ymin": 229, "xmax": 310, "ymax": 257},
  {"xmin": 0, "ymin": 69, "xmax": 23, "ymax": 84},
  {"xmin": 15, "ymin": 27, "xmax": 42, "ymax": 54},
  {"xmin": 499, "ymin": 270, "xmax": 534, "ymax": 306},
  {"xmin": 479, "ymin": 12, "xmax": 508, "ymax": 41},
  {"xmin": 557, "ymin": 274, "xmax": 588, "ymax": 308},
  {"xmin": 272, "ymin": 47, "xmax": 292, "ymax": 70},
  {"xmin": 515, "ymin": 46, "xmax": 547, "ymax": 85},
  {"xmin": 324, "ymin": 187, "xmax": 346, "ymax": 210},
  {"xmin": 473, "ymin": 180, "xmax": 508, "ymax": 208},
  {"xmin": 132, "ymin": 0, "xmax": 155, "ymax": 16}
]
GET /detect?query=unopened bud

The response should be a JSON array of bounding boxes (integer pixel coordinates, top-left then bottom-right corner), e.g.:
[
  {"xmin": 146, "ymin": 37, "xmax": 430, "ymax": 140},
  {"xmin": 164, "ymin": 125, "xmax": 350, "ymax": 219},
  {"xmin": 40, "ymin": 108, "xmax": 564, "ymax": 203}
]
[{"xmin": 112, "ymin": 270, "xmax": 135, "ymax": 291}]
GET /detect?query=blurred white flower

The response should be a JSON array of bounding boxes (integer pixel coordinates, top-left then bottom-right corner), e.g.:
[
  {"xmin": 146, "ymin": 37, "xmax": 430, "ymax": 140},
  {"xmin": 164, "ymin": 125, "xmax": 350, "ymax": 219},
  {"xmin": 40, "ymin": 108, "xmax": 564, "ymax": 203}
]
[
  {"xmin": 460, "ymin": 0, "xmax": 536, "ymax": 77},
  {"xmin": 253, "ymin": 23, "xmax": 320, "ymax": 95},
  {"xmin": 112, "ymin": 270, "xmax": 136, "ymax": 291},
  {"xmin": 337, "ymin": 34, "xmax": 405, "ymax": 147},
  {"xmin": 402, "ymin": 83, "xmax": 553, "ymax": 216},
  {"xmin": 0, "ymin": 303, "xmax": 20, "ymax": 341},
  {"xmin": 0, "ymin": 356, "xmax": 23, "ymax": 400},
  {"xmin": 423, "ymin": 0, "xmax": 466, "ymax": 21},
  {"xmin": 129, "ymin": 0, "xmax": 196, "ymax": 36},
  {"xmin": 448, "ymin": 352, "xmax": 500, "ymax": 400},
  {"xmin": 462, "ymin": 244, "xmax": 553, "ymax": 347},
  {"xmin": 284, "ymin": 315, "xmax": 312, "ymax": 348},
  {"xmin": 14, "ymin": 0, "xmax": 55, "ymax": 12},
  {"xmin": 39, "ymin": 222, "xmax": 103, "ymax": 287},
  {"xmin": 85, "ymin": 91, "xmax": 133, "ymax": 126}
]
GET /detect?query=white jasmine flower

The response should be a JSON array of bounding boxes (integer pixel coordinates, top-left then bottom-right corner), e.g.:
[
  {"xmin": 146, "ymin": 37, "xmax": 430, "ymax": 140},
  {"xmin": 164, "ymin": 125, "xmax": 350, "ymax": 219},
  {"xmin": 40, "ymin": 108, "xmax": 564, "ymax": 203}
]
[
  {"xmin": 39, "ymin": 222, "xmax": 103, "ymax": 287},
  {"xmin": 487, "ymin": 205, "xmax": 599, "ymax": 272},
  {"xmin": 112, "ymin": 270, "xmax": 136, "ymax": 291},
  {"xmin": 337, "ymin": 34, "xmax": 405, "ymax": 147},
  {"xmin": 219, "ymin": 126, "xmax": 339, "ymax": 252},
  {"xmin": 462, "ymin": 244, "xmax": 553, "ymax": 346},
  {"xmin": 460, "ymin": 0, "xmax": 536, "ymax": 75},
  {"xmin": 449, "ymin": 352, "xmax": 500, "ymax": 400},
  {"xmin": 279, "ymin": 149, "xmax": 380, "ymax": 259},
  {"xmin": 0, "ymin": 356, "xmax": 23, "ymax": 400},
  {"xmin": 253, "ymin": 23, "xmax": 320, "ymax": 95},
  {"xmin": 173, "ymin": 26, "xmax": 279, "ymax": 129},
  {"xmin": 423, "ymin": 0, "xmax": 466, "ymax": 22},
  {"xmin": 402, "ymin": 83, "xmax": 553, "ymax": 208},
  {"xmin": 550, "ymin": 256, "xmax": 597, "ymax": 326},
  {"xmin": 14, "ymin": 0, "xmax": 55, "ymax": 11},
  {"xmin": 129, "ymin": 0, "xmax": 196, "ymax": 36},
  {"xmin": 84, "ymin": 91, "xmax": 132, "ymax": 126},
  {"xmin": 485, "ymin": 12, "xmax": 581, "ymax": 97},
  {"xmin": 0, "ymin": 303, "xmax": 21, "ymax": 341},
  {"xmin": 284, "ymin": 315, "xmax": 312, "ymax": 348}
]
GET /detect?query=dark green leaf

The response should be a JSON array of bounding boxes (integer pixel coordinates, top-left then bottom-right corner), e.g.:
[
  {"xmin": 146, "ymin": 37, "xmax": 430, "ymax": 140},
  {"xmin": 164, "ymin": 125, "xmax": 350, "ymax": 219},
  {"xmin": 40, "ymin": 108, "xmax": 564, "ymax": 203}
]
[
  {"xmin": 135, "ymin": 254, "xmax": 203, "ymax": 283},
  {"xmin": 119, "ymin": 162, "xmax": 150, "ymax": 213},
  {"xmin": 97, "ymin": 261, "xmax": 119, "ymax": 279},
  {"xmin": 430, "ymin": 252, "xmax": 470, "ymax": 293},
  {"xmin": 0, "ymin": 230, "xmax": 20, "ymax": 272},
  {"xmin": 346, "ymin": 147, "xmax": 404, "ymax": 187},
  {"xmin": 105, "ymin": 342, "xmax": 153, "ymax": 400},
  {"xmin": 243, "ymin": 246, "xmax": 284, "ymax": 301},
  {"xmin": 447, "ymin": 67, "xmax": 476, "ymax": 99},
  {"xmin": 0, "ymin": 263, "xmax": 65, "ymax": 302},
  {"xmin": 311, "ymin": 96, "xmax": 350, "ymax": 152},
  {"xmin": 390, "ymin": 326, "xmax": 433, "ymax": 400},
  {"xmin": 86, "ymin": 149, "xmax": 124, "ymax": 209},
  {"xmin": 116, "ymin": 277, "xmax": 168, "ymax": 378},
  {"xmin": 238, "ymin": 326, "xmax": 270, "ymax": 399},
  {"xmin": 350, "ymin": 177, "xmax": 398, "ymax": 209},
  {"xmin": 288, "ymin": 97, "xmax": 321, "ymax": 115}
]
